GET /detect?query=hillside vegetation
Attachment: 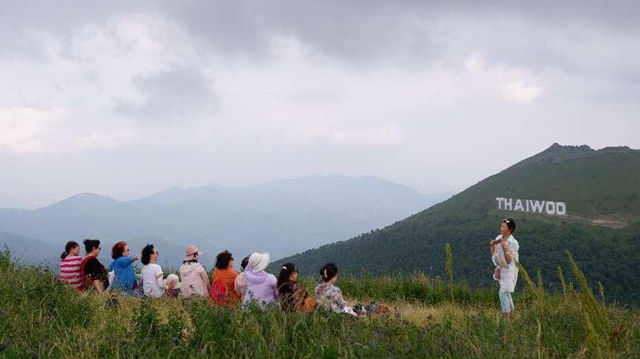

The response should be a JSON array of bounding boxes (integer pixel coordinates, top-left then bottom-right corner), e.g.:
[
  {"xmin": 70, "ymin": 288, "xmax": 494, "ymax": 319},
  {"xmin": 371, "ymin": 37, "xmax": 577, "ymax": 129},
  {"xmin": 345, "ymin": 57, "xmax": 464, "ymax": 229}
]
[
  {"xmin": 1, "ymin": 250, "xmax": 639, "ymax": 358},
  {"xmin": 272, "ymin": 145, "xmax": 640, "ymax": 304}
]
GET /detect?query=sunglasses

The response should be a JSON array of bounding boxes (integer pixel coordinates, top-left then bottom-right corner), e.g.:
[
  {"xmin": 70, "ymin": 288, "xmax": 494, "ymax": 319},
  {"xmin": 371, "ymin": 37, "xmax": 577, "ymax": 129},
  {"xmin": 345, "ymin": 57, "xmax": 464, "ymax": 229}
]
[{"xmin": 502, "ymin": 219, "xmax": 510, "ymax": 224}]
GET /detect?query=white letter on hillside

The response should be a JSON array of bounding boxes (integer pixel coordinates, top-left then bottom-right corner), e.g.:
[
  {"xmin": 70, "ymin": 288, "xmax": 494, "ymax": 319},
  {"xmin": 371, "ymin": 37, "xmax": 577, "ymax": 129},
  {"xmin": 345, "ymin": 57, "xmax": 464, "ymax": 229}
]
[
  {"xmin": 556, "ymin": 202, "xmax": 567, "ymax": 216},
  {"xmin": 514, "ymin": 199, "xmax": 525, "ymax": 212},
  {"xmin": 504, "ymin": 198, "xmax": 513, "ymax": 211},
  {"xmin": 531, "ymin": 200, "xmax": 545, "ymax": 213},
  {"xmin": 546, "ymin": 201, "xmax": 556, "ymax": 215},
  {"xmin": 496, "ymin": 197, "xmax": 504, "ymax": 210}
]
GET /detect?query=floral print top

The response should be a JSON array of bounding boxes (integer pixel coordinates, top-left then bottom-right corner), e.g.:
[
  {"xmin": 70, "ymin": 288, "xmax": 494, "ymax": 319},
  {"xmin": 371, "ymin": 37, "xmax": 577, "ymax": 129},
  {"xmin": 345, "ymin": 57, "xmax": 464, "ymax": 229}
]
[{"xmin": 315, "ymin": 283, "xmax": 357, "ymax": 316}]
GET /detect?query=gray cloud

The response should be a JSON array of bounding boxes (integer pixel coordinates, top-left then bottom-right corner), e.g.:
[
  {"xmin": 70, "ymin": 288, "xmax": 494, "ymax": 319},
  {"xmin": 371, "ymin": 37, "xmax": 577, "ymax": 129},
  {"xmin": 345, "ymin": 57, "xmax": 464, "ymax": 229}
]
[
  {"xmin": 116, "ymin": 65, "xmax": 215, "ymax": 121},
  {"xmin": 0, "ymin": 0, "xmax": 639, "ymax": 208}
]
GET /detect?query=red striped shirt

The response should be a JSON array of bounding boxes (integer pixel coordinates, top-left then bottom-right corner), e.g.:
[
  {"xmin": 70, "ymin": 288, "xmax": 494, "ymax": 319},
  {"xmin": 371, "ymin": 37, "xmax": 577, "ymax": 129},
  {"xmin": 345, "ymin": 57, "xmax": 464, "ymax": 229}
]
[{"xmin": 60, "ymin": 256, "xmax": 84, "ymax": 290}]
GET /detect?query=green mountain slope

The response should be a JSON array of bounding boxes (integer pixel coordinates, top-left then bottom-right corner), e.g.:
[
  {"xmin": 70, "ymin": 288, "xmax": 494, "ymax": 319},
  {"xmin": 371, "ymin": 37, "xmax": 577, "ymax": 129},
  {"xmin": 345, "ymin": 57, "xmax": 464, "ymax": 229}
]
[{"xmin": 271, "ymin": 144, "xmax": 640, "ymax": 304}]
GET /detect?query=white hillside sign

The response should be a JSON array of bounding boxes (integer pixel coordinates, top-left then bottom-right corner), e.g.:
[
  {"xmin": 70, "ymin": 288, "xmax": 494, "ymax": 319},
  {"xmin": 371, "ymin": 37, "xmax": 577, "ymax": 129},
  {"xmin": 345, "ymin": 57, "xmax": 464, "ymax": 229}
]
[{"xmin": 496, "ymin": 197, "xmax": 567, "ymax": 216}]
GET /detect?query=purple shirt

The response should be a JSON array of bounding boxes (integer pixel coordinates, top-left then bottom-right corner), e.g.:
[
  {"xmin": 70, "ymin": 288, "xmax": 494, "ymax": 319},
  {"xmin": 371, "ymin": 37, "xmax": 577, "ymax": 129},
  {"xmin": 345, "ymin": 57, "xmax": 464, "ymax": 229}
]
[{"xmin": 242, "ymin": 268, "xmax": 278, "ymax": 309}]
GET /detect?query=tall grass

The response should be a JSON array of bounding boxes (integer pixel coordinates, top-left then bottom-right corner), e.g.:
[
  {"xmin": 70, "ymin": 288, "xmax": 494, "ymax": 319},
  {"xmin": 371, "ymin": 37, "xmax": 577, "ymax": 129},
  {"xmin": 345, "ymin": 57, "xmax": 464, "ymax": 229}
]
[
  {"xmin": 1, "ymin": 249, "xmax": 639, "ymax": 358},
  {"xmin": 446, "ymin": 243, "xmax": 454, "ymax": 303}
]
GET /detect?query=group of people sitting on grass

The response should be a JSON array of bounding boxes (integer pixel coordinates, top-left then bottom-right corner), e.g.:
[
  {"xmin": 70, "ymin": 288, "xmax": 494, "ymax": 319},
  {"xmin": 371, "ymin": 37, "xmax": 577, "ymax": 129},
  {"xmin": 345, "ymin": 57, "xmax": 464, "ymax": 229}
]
[
  {"xmin": 59, "ymin": 240, "xmax": 384, "ymax": 316},
  {"xmin": 59, "ymin": 217, "xmax": 518, "ymax": 317}
]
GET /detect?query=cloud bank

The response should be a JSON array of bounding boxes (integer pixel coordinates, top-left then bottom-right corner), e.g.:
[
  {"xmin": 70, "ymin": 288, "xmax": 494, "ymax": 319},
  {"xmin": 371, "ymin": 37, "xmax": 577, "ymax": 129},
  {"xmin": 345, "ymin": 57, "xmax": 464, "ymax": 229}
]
[{"xmin": 1, "ymin": 1, "xmax": 639, "ymax": 207}]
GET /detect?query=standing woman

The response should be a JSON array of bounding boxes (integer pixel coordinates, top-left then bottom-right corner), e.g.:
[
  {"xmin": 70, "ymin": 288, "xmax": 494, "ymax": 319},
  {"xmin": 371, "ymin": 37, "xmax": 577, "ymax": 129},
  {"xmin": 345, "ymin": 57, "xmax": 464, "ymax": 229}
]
[
  {"xmin": 141, "ymin": 244, "xmax": 165, "ymax": 298},
  {"xmin": 59, "ymin": 241, "xmax": 84, "ymax": 291},
  {"xmin": 109, "ymin": 241, "xmax": 139, "ymax": 293},
  {"xmin": 490, "ymin": 218, "xmax": 520, "ymax": 319},
  {"xmin": 277, "ymin": 262, "xmax": 308, "ymax": 312},
  {"xmin": 81, "ymin": 239, "xmax": 108, "ymax": 293},
  {"xmin": 180, "ymin": 245, "xmax": 210, "ymax": 297}
]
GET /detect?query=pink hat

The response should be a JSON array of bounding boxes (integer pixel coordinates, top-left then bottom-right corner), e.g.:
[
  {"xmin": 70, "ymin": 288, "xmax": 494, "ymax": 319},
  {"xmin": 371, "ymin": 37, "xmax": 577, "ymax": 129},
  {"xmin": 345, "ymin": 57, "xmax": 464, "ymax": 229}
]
[{"xmin": 184, "ymin": 244, "xmax": 202, "ymax": 262}]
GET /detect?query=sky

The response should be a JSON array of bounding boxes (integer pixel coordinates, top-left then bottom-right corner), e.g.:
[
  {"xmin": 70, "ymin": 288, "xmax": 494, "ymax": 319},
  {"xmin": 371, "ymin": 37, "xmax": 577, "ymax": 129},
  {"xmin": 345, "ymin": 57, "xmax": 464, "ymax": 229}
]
[{"xmin": 1, "ymin": 1, "xmax": 639, "ymax": 209}]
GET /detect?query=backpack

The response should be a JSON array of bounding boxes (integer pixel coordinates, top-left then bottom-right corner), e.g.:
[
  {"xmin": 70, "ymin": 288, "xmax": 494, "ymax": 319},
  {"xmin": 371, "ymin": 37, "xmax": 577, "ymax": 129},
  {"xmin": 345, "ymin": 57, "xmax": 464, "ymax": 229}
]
[{"xmin": 210, "ymin": 279, "xmax": 229, "ymax": 305}]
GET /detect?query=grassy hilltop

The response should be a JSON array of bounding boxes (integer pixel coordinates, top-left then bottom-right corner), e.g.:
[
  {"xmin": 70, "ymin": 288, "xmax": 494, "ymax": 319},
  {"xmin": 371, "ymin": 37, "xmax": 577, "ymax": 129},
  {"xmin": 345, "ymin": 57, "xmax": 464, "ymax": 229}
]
[
  {"xmin": 1, "ymin": 250, "xmax": 639, "ymax": 357},
  {"xmin": 271, "ymin": 144, "xmax": 640, "ymax": 304}
]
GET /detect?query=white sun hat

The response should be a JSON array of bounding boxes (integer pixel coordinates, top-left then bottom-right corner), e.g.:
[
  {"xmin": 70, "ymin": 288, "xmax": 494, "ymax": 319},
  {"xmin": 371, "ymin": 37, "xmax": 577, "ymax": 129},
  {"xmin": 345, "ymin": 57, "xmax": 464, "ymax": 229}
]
[
  {"xmin": 165, "ymin": 273, "xmax": 181, "ymax": 289},
  {"xmin": 248, "ymin": 252, "xmax": 271, "ymax": 273}
]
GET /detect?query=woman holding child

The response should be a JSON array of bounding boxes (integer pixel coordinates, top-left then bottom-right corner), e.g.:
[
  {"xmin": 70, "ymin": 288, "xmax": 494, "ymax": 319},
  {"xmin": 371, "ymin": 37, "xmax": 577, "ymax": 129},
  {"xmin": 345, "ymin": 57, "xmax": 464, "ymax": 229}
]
[{"xmin": 490, "ymin": 218, "xmax": 520, "ymax": 319}]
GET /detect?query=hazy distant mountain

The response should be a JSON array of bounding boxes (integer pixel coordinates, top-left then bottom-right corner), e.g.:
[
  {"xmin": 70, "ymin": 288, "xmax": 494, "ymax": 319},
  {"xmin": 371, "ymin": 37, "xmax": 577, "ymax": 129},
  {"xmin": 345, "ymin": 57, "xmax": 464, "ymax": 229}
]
[
  {"xmin": 0, "ymin": 232, "xmax": 60, "ymax": 266},
  {"xmin": 0, "ymin": 175, "xmax": 451, "ymax": 265},
  {"xmin": 271, "ymin": 144, "xmax": 640, "ymax": 303}
]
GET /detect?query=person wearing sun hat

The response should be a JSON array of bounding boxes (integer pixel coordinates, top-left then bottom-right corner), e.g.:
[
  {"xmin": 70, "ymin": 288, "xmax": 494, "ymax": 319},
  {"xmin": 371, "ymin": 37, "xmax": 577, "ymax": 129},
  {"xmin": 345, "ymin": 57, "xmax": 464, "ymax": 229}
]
[
  {"xmin": 179, "ymin": 244, "xmax": 210, "ymax": 297},
  {"xmin": 242, "ymin": 252, "xmax": 278, "ymax": 310}
]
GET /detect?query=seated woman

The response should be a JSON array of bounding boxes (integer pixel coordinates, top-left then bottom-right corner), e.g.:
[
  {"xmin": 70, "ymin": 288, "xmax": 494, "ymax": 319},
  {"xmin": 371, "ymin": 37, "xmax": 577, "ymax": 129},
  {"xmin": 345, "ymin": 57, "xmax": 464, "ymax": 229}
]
[
  {"xmin": 164, "ymin": 274, "xmax": 182, "ymax": 298},
  {"xmin": 277, "ymin": 262, "xmax": 308, "ymax": 312},
  {"xmin": 180, "ymin": 245, "xmax": 210, "ymax": 297},
  {"xmin": 59, "ymin": 240, "xmax": 84, "ymax": 291},
  {"xmin": 315, "ymin": 263, "xmax": 357, "ymax": 317},
  {"xmin": 234, "ymin": 256, "xmax": 250, "ymax": 301},
  {"xmin": 210, "ymin": 250, "xmax": 240, "ymax": 305},
  {"xmin": 81, "ymin": 239, "xmax": 108, "ymax": 293},
  {"xmin": 108, "ymin": 241, "xmax": 139, "ymax": 294},
  {"xmin": 141, "ymin": 244, "xmax": 165, "ymax": 298},
  {"xmin": 242, "ymin": 252, "xmax": 278, "ymax": 310}
]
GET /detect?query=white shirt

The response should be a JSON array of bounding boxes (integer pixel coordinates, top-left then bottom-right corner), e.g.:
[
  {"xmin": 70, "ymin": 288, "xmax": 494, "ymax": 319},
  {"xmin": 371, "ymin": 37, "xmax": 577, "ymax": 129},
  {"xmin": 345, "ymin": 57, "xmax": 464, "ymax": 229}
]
[{"xmin": 141, "ymin": 263, "xmax": 164, "ymax": 297}]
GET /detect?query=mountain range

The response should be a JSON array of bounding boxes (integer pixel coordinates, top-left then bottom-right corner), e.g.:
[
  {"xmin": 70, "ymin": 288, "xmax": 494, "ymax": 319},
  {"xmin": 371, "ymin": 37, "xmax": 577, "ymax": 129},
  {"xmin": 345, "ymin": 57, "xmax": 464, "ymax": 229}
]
[
  {"xmin": 271, "ymin": 144, "xmax": 640, "ymax": 304},
  {"xmin": 0, "ymin": 175, "xmax": 451, "ymax": 267}
]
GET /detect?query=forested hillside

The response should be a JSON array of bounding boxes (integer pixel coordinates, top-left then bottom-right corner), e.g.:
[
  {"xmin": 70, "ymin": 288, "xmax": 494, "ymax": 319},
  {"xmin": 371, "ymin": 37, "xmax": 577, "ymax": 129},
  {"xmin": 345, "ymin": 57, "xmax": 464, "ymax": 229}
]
[{"xmin": 272, "ymin": 144, "xmax": 640, "ymax": 304}]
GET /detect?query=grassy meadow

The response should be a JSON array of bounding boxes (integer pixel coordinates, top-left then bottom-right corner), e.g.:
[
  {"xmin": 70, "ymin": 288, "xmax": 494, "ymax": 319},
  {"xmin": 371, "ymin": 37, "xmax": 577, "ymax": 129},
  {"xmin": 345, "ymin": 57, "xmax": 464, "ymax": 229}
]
[{"xmin": 1, "ymin": 249, "xmax": 639, "ymax": 358}]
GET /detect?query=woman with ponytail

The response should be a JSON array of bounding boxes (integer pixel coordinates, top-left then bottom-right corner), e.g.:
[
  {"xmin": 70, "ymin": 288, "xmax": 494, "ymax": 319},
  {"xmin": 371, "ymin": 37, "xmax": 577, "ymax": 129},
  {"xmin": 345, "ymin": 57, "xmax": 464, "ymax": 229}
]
[
  {"xmin": 276, "ymin": 262, "xmax": 308, "ymax": 312},
  {"xmin": 59, "ymin": 241, "xmax": 84, "ymax": 291},
  {"xmin": 314, "ymin": 263, "xmax": 357, "ymax": 316}
]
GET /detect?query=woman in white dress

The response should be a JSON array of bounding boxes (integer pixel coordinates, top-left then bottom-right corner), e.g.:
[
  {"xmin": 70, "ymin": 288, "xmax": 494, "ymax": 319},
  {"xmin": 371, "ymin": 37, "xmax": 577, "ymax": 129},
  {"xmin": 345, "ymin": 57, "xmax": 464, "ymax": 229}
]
[{"xmin": 490, "ymin": 218, "xmax": 520, "ymax": 319}]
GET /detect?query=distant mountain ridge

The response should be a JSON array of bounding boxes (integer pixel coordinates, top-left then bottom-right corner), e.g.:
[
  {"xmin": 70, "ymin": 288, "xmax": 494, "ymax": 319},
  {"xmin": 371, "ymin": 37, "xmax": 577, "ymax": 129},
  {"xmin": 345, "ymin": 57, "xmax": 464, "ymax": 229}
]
[
  {"xmin": 271, "ymin": 144, "xmax": 640, "ymax": 304},
  {"xmin": 510, "ymin": 143, "xmax": 640, "ymax": 169},
  {"xmin": 0, "ymin": 175, "xmax": 451, "ymax": 264}
]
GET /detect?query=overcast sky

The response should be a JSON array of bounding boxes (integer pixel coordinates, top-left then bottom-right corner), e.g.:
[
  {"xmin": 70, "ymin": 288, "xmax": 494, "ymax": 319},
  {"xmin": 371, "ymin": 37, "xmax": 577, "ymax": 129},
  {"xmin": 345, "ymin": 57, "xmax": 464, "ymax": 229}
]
[{"xmin": 1, "ymin": 1, "xmax": 639, "ymax": 208}]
